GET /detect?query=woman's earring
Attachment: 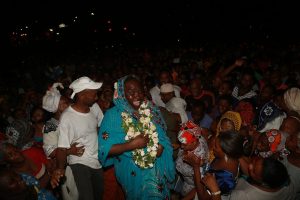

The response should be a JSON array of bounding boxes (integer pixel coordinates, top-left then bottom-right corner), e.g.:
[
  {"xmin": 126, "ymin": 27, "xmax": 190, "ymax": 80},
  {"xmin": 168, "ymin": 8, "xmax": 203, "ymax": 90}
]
[{"xmin": 224, "ymin": 154, "xmax": 228, "ymax": 162}]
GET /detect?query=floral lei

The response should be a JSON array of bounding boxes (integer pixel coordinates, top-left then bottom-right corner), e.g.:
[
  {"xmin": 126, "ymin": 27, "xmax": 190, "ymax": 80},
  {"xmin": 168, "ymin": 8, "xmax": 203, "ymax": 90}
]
[{"xmin": 121, "ymin": 101, "xmax": 159, "ymax": 169}]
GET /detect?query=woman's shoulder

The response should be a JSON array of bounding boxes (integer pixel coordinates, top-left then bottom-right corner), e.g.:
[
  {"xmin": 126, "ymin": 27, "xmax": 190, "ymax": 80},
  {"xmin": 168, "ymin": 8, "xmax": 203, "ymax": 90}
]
[{"xmin": 103, "ymin": 106, "xmax": 121, "ymax": 117}]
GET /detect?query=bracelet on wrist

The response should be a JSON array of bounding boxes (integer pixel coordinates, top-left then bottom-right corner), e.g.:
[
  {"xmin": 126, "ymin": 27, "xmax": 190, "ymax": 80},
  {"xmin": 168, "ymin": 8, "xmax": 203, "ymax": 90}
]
[{"xmin": 210, "ymin": 190, "xmax": 221, "ymax": 196}]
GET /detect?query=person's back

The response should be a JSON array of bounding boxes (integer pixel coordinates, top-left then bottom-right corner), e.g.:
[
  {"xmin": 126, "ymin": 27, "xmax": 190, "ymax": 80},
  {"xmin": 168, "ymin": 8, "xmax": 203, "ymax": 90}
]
[
  {"xmin": 230, "ymin": 178, "xmax": 295, "ymax": 200},
  {"xmin": 230, "ymin": 157, "xmax": 296, "ymax": 200}
]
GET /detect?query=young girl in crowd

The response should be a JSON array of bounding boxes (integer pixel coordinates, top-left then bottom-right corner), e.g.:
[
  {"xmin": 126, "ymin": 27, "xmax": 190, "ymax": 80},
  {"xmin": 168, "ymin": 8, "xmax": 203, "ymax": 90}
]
[
  {"xmin": 185, "ymin": 131, "xmax": 245, "ymax": 200},
  {"xmin": 176, "ymin": 121, "xmax": 209, "ymax": 199}
]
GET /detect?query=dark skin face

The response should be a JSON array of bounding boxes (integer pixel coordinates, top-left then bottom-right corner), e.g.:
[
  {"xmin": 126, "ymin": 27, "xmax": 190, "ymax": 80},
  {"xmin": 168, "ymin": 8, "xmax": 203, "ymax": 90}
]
[
  {"xmin": 218, "ymin": 99, "xmax": 231, "ymax": 115},
  {"xmin": 259, "ymin": 86, "xmax": 274, "ymax": 104},
  {"xmin": 190, "ymin": 79, "xmax": 203, "ymax": 97},
  {"xmin": 159, "ymin": 72, "xmax": 172, "ymax": 85},
  {"xmin": 240, "ymin": 74, "xmax": 254, "ymax": 90},
  {"xmin": 0, "ymin": 170, "xmax": 27, "ymax": 193},
  {"xmin": 125, "ymin": 79, "xmax": 145, "ymax": 110},
  {"xmin": 256, "ymin": 134, "xmax": 270, "ymax": 152},
  {"xmin": 160, "ymin": 92, "xmax": 174, "ymax": 104},
  {"xmin": 191, "ymin": 106, "xmax": 204, "ymax": 123},
  {"xmin": 219, "ymin": 83, "xmax": 231, "ymax": 96},
  {"xmin": 219, "ymin": 119, "xmax": 235, "ymax": 133},
  {"xmin": 3, "ymin": 144, "xmax": 25, "ymax": 164},
  {"xmin": 31, "ymin": 108, "xmax": 45, "ymax": 123},
  {"xmin": 78, "ymin": 89, "xmax": 99, "ymax": 107},
  {"xmin": 181, "ymin": 140, "xmax": 199, "ymax": 151}
]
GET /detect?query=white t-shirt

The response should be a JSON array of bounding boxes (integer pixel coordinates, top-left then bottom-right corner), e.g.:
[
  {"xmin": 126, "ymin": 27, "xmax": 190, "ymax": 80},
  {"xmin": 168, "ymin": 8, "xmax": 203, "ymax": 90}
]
[
  {"xmin": 90, "ymin": 103, "xmax": 104, "ymax": 127},
  {"xmin": 150, "ymin": 85, "xmax": 181, "ymax": 107},
  {"xmin": 229, "ymin": 178, "xmax": 296, "ymax": 200},
  {"xmin": 58, "ymin": 106, "xmax": 101, "ymax": 169}
]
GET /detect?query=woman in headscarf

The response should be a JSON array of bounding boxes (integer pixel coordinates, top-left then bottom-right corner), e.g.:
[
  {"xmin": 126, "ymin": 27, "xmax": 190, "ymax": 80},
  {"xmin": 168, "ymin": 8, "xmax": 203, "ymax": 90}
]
[
  {"xmin": 42, "ymin": 82, "xmax": 83, "ymax": 200},
  {"xmin": 208, "ymin": 111, "xmax": 242, "ymax": 162},
  {"xmin": 255, "ymin": 129, "xmax": 289, "ymax": 159},
  {"xmin": 98, "ymin": 75, "xmax": 175, "ymax": 200}
]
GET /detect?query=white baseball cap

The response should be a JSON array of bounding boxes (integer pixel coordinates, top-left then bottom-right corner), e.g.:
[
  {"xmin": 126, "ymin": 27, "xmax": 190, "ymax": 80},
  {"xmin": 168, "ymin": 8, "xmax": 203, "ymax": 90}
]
[
  {"xmin": 160, "ymin": 83, "xmax": 174, "ymax": 93},
  {"xmin": 69, "ymin": 76, "xmax": 102, "ymax": 99}
]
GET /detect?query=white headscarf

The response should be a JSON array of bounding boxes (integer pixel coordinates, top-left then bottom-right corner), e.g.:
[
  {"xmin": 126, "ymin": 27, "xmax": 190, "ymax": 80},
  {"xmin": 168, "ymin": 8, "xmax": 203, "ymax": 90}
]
[
  {"xmin": 284, "ymin": 87, "xmax": 300, "ymax": 115},
  {"xmin": 42, "ymin": 83, "xmax": 64, "ymax": 113}
]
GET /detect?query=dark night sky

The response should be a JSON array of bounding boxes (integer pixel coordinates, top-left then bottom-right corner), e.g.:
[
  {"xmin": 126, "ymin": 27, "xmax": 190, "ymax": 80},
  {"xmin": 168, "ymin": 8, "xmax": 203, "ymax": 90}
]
[{"xmin": 3, "ymin": 1, "xmax": 300, "ymax": 42}]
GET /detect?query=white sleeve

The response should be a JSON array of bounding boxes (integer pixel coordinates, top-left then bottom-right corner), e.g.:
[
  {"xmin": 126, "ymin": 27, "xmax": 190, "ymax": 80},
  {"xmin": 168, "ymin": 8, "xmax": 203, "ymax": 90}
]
[
  {"xmin": 57, "ymin": 117, "xmax": 73, "ymax": 148},
  {"xmin": 90, "ymin": 103, "xmax": 104, "ymax": 127}
]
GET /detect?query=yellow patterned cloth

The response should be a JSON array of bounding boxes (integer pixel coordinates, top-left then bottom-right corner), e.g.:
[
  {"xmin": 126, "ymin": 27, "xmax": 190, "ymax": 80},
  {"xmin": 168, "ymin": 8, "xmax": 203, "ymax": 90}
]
[{"xmin": 216, "ymin": 111, "xmax": 242, "ymax": 136}]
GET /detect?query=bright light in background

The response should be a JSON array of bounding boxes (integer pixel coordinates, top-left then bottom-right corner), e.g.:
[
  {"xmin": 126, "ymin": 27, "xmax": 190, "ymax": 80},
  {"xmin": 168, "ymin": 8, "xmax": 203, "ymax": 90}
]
[
  {"xmin": 107, "ymin": 20, "xmax": 111, "ymax": 24},
  {"xmin": 49, "ymin": 28, "xmax": 54, "ymax": 32},
  {"xmin": 25, "ymin": 26, "xmax": 28, "ymax": 29},
  {"xmin": 59, "ymin": 23, "xmax": 66, "ymax": 28},
  {"xmin": 90, "ymin": 12, "xmax": 95, "ymax": 16},
  {"xmin": 123, "ymin": 27, "xmax": 127, "ymax": 31},
  {"xmin": 56, "ymin": 32, "xmax": 60, "ymax": 35},
  {"xmin": 108, "ymin": 28, "xmax": 112, "ymax": 32}
]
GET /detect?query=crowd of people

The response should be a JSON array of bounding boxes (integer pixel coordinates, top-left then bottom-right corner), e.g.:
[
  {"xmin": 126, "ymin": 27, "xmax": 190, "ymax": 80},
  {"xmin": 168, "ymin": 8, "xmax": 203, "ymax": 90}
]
[{"xmin": 0, "ymin": 42, "xmax": 300, "ymax": 200}]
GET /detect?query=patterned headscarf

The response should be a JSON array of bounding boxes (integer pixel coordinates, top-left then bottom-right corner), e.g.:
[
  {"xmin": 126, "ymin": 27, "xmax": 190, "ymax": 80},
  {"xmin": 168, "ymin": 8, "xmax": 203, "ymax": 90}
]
[
  {"xmin": 265, "ymin": 129, "xmax": 287, "ymax": 153},
  {"xmin": 113, "ymin": 75, "xmax": 167, "ymax": 130},
  {"xmin": 257, "ymin": 101, "xmax": 284, "ymax": 132},
  {"xmin": 258, "ymin": 129, "xmax": 289, "ymax": 158},
  {"xmin": 178, "ymin": 121, "xmax": 203, "ymax": 144},
  {"xmin": 5, "ymin": 119, "xmax": 33, "ymax": 150},
  {"xmin": 216, "ymin": 111, "xmax": 242, "ymax": 136}
]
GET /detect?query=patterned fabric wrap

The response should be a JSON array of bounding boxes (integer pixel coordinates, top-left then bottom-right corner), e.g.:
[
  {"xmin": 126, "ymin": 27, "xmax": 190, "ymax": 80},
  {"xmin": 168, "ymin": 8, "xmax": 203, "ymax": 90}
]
[
  {"xmin": 5, "ymin": 119, "xmax": 34, "ymax": 150},
  {"xmin": 259, "ymin": 129, "xmax": 289, "ymax": 158},
  {"xmin": 20, "ymin": 173, "xmax": 57, "ymax": 200},
  {"xmin": 257, "ymin": 101, "xmax": 284, "ymax": 131},
  {"xmin": 178, "ymin": 121, "xmax": 204, "ymax": 144}
]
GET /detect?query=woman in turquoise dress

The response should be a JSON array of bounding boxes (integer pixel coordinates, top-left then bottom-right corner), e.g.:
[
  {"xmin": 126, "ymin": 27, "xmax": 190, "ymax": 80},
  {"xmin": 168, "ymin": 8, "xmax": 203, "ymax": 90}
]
[{"xmin": 98, "ymin": 75, "xmax": 175, "ymax": 199}]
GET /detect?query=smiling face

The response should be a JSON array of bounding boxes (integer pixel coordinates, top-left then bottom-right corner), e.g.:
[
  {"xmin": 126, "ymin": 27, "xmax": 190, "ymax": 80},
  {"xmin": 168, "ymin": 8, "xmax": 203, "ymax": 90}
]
[{"xmin": 125, "ymin": 78, "xmax": 144, "ymax": 110}]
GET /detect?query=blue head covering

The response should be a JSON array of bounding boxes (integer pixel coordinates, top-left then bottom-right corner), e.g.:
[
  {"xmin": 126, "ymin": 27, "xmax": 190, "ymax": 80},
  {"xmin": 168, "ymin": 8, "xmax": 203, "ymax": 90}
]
[
  {"xmin": 113, "ymin": 75, "xmax": 167, "ymax": 130},
  {"xmin": 257, "ymin": 101, "xmax": 284, "ymax": 131}
]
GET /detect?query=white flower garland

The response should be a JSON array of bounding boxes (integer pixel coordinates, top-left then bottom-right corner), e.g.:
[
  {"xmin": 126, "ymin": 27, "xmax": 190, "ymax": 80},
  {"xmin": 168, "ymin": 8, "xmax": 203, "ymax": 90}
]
[{"xmin": 121, "ymin": 102, "xmax": 159, "ymax": 169}]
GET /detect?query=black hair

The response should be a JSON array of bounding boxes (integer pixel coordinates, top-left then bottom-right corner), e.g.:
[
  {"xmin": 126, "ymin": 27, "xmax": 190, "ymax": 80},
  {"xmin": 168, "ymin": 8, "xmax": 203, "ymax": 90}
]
[
  {"xmin": 124, "ymin": 75, "xmax": 141, "ymax": 84},
  {"xmin": 261, "ymin": 157, "xmax": 290, "ymax": 189},
  {"xmin": 218, "ymin": 131, "xmax": 244, "ymax": 159},
  {"xmin": 218, "ymin": 95, "xmax": 233, "ymax": 105},
  {"xmin": 191, "ymin": 100, "xmax": 206, "ymax": 112}
]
